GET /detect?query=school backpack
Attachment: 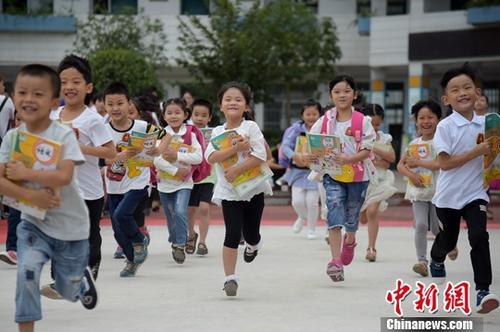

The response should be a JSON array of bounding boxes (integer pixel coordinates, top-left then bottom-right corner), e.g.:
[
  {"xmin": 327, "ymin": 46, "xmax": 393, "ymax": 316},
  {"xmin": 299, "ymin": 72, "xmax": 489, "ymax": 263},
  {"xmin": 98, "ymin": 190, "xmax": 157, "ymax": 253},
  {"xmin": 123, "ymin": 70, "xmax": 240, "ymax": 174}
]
[
  {"xmin": 320, "ymin": 108, "xmax": 375, "ymax": 182},
  {"xmin": 183, "ymin": 124, "xmax": 211, "ymax": 182},
  {"xmin": 278, "ymin": 121, "xmax": 304, "ymax": 168}
]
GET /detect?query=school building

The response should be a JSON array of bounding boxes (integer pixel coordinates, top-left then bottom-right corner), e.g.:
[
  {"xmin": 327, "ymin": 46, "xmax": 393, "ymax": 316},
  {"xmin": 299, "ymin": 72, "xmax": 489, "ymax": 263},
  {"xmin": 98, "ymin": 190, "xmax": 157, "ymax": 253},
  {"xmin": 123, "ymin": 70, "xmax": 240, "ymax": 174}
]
[{"xmin": 1, "ymin": 0, "xmax": 500, "ymax": 151}]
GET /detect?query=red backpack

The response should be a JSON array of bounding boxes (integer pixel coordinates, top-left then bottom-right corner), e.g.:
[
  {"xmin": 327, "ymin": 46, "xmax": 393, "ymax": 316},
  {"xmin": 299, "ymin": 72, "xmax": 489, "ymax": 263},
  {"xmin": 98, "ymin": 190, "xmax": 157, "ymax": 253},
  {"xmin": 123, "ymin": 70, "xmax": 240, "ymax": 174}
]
[{"xmin": 183, "ymin": 124, "xmax": 211, "ymax": 182}]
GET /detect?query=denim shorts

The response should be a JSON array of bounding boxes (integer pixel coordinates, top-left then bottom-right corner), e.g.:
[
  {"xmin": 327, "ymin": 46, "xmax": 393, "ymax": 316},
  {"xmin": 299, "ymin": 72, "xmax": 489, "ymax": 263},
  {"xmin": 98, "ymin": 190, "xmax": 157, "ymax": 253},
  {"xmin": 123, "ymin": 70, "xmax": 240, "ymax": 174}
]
[
  {"xmin": 15, "ymin": 221, "xmax": 88, "ymax": 323},
  {"xmin": 323, "ymin": 175, "xmax": 369, "ymax": 233}
]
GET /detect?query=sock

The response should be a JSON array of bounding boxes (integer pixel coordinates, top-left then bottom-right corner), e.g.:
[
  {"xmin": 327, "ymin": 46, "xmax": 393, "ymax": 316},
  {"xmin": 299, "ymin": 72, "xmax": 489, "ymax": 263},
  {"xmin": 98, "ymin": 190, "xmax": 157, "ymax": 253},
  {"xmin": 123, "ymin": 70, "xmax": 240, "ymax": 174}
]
[{"xmin": 224, "ymin": 274, "xmax": 238, "ymax": 282}]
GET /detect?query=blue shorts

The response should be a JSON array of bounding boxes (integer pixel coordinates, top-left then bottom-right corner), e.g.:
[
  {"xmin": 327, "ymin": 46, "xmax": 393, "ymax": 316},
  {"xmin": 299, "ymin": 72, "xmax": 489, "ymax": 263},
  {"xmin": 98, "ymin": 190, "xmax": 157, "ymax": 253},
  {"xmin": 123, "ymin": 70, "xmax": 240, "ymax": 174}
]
[
  {"xmin": 15, "ymin": 221, "xmax": 88, "ymax": 322},
  {"xmin": 323, "ymin": 175, "xmax": 369, "ymax": 233}
]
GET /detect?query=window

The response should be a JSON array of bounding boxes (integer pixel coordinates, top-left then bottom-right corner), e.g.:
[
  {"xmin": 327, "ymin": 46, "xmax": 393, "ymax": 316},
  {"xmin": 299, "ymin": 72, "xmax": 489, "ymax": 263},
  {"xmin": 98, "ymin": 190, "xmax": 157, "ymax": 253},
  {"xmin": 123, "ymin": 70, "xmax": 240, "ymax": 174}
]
[
  {"xmin": 3, "ymin": 0, "xmax": 53, "ymax": 15},
  {"xmin": 356, "ymin": 0, "xmax": 371, "ymax": 16},
  {"xmin": 93, "ymin": 0, "xmax": 138, "ymax": 14},
  {"xmin": 387, "ymin": 0, "xmax": 407, "ymax": 15},
  {"xmin": 450, "ymin": 0, "xmax": 469, "ymax": 11},
  {"xmin": 181, "ymin": 0, "xmax": 210, "ymax": 15},
  {"xmin": 483, "ymin": 85, "xmax": 500, "ymax": 114}
]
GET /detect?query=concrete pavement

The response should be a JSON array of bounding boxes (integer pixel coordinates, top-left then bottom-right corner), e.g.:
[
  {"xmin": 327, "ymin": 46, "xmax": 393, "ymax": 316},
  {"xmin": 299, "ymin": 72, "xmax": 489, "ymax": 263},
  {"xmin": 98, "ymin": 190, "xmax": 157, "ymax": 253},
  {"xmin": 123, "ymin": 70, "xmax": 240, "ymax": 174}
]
[{"xmin": 1, "ymin": 224, "xmax": 499, "ymax": 332}]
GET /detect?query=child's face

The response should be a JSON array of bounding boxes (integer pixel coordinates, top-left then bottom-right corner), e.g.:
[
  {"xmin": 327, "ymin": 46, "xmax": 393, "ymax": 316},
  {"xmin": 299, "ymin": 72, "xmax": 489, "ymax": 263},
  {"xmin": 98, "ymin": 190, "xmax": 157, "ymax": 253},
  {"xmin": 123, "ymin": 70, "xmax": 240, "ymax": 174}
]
[
  {"xmin": 220, "ymin": 88, "xmax": 246, "ymax": 121},
  {"xmin": 105, "ymin": 94, "xmax": 130, "ymax": 123},
  {"xmin": 164, "ymin": 104, "xmax": 188, "ymax": 129},
  {"xmin": 13, "ymin": 74, "xmax": 58, "ymax": 125},
  {"xmin": 59, "ymin": 67, "xmax": 93, "ymax": 108},
  {"xmin": 302, "ymin": 106, "xmax": 321, "ymax": 129},
  {"xmin": 191, "ymin": 105, "xmax": 211, "ymax": 128},
  {"xmin": 128, "ymin": 103, "xmax": 141, "ymax": 120},
  {"xmin": 95, "ymin": 98, "xmax": 106, "ymax": 115},
  {"xmin": 415, "ymin": 107, "xmax": 438, "ymax": 138},
  {"xmin": 330, "ymin": 81, "xmax": 357, "ymax": 110},
  {"xmin": 442, "ymin": 74, "xmax": 480, "ymax": 115},
  {"xmin": 183, "ymin": 92, "xmax": 194, "ymax": 108},
  {"xmin": 474, "ymin": 95, "xmax": 488, "ymax": 115},
  {"xmin": 370, "ymin": 115, "xmax": 383, "ymax": 132}
]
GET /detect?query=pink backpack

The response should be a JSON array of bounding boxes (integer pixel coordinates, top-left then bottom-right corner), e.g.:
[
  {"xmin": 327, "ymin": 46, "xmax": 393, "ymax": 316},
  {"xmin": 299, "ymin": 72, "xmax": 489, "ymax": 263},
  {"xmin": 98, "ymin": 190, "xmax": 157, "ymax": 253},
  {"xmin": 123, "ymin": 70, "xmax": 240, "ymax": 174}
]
[
  {"xmin": 320, "ymin": 108, "xmax": 366, "ymax": 182},
  {"xmin": 183, "ymin": 125, "xmax": 211, "ymax": 182}
]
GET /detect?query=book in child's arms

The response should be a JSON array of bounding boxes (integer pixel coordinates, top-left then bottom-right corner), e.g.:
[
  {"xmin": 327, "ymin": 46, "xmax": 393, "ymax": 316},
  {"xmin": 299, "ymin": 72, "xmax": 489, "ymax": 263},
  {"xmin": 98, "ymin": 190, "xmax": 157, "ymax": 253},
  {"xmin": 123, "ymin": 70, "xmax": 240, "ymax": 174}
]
[
  {"xmin": 407, "ymin": 143, "xmax": 434, "ymax": 187},
  {"xmin": 233, "ymin": 164, "xmax": 273, "ymax": 197},
  {"xmin": 127, "ymin": 130, "xmax": 159, "ymax": 167},
  {"xmin": 306, "ymin": 133, "xmax": 342, "ymax": 175},
  {"xmin": 157, "ymin": 141, "xmax": 194, "ymax": 183},
  {"xmin": 484, "ymin": 113, "xmax": 500, "ymax": 184},
  {"xmin": 211, "ymin": 129, "xmax": 241, "ymax": 171},
  {"xmin": 201, "ymin": 128, "xmax": 213, "ymax": 148},
  {"xmin": 1, "ymin": 130, "xmax": 62, "ymax": 219},
  {"xmin": 295, "ymin": 135, "xmax": 308, "ymax": 154}
]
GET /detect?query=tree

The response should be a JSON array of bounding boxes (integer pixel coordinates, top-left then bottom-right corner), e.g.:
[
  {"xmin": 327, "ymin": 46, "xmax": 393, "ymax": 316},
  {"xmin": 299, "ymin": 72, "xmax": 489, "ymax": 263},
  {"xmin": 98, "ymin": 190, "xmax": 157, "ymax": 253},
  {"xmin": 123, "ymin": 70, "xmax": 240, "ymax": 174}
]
[
  {"xmin": 177, "ymin": 0, "xmax": 341, "ymax": 125},
  {"xmin": 72, "ymin": 12, "xmax": 167, "ymax": 95}
]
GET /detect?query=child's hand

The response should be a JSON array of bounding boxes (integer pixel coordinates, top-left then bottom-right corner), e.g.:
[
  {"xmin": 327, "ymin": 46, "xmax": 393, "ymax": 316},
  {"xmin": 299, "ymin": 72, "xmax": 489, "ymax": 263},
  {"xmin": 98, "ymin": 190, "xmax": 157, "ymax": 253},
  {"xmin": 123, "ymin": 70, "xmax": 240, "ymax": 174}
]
[
  {"xmin": 175, "ymin": 167, "xmax": 190, "ymax": 179},
  {"xmin": 233, "ymin": 137, "xmax": 251, "ymax": 153},
  {"xmin": 163, "ymin": 148, "xmax": 177, "ymax": 162},
  {"xmin": 145, "ymin": 146, "xmax": 161, "ymax": 157},
  {"xmin": 124, "ymin": 147, "xmax": 141, "ymax": 158},
  {"xmin": 405, "ymin": 157, "xmax": 421, "ymax": 168},
  {"xmin": 409, "ymin": 173, "xmax": 424, "ymax": 187},
  {"xmin": 5, "ymin": 161, "xmax": 28, "ymax": 181},
  {"xmin": 29, "ymin": 188, "xmax": 60, "ymax": 209},
  {"xmin": 475, "ymin": 141, "xmax": 491, "ymax": 156},
  {"xmin": 292, "ymin": 154, "xmax": 306, "ymax": 167},
  {"xmin": 333, "ymin": 153, "xmax": 351, "ymax": 166},
  {"xmin": 224, "ymin": 166, "xmax": 240, "ymax": 183}
]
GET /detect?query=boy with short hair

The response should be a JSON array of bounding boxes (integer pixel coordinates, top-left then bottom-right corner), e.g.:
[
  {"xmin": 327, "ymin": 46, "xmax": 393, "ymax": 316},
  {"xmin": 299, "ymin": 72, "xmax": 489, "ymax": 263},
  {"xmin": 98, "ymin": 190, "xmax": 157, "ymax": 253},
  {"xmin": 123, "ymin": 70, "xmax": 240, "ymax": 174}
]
[
  {"xmin": 430, "ymin": 63, "xmax": 499, "ymax": 314},
  {"xmin": 50, "ymin": 54, "xmax": 116, "ymax": 280},
  {"xmin": 103, "ymin": 82, "xmax": 170, "ymax": 277},
  {"xmin": 186, "ymin": 99, "xmax": 214, "ymax": 255},
  {"xmin": 0, "ymin": 64, "xmax": 97, "ymax": 332}
]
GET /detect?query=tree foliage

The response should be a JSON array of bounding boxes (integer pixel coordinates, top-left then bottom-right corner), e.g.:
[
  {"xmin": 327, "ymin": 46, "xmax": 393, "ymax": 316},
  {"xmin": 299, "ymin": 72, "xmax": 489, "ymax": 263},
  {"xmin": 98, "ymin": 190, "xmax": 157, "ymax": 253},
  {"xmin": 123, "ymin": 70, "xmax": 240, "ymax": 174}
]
[
  {"xmin": 72, "ymin": 12, "xmax": 167, "ymax": 95},
  {"xmin": 177, "ymin": 0, "xmax": 341, "ymax": 121}
]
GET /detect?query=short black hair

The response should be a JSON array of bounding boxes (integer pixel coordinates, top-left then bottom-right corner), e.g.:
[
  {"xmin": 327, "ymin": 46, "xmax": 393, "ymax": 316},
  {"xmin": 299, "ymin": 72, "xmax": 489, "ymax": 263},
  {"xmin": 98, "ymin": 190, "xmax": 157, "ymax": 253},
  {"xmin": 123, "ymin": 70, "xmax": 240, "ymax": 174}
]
[
  {"xmin": 192, "ymin": 98, "xmax": 213, "ymax": 116},
  {"xmin": 440, "ymin": 62, "xmax": 476, "ymax": 90},
  {"xmin": 301, "ymin": 99, "xmax": 323, "ymax": 117},
  {"xmin": 92, "ymin": 91, "xmax": 104, "ymax": 104},
  {"xmin": 103, "ymin": 82, "xmax": 130, "ymax": 101},
  {"xmin": 16, "ymin": 64, "xmax": 61, "ymax": 99},
  {"xmin": 362, "ymin": 103, "xmax": 385, "ymax": 120},
  {"xmin": 329, "ymin": 74, "xmax": 357, "ymax": 93},
  {"xmin": 480, "ymin": 92, "xmax": 489, "ymax": 104},
  {"xmin": 57, "ymin": 54, "xmax": 92, "ymax": 83},
  {"xmin": 411, "ymin": 100, "xmax": 442, "ymax": 119}
]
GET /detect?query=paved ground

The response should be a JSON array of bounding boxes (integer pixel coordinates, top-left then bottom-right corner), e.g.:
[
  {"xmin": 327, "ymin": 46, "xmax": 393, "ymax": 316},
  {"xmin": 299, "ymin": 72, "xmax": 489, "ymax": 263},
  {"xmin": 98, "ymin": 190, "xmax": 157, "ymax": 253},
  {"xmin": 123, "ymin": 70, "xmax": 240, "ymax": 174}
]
[{"xmin": 1, "ymin": 223, "xmax": 499, "ymax": 332}]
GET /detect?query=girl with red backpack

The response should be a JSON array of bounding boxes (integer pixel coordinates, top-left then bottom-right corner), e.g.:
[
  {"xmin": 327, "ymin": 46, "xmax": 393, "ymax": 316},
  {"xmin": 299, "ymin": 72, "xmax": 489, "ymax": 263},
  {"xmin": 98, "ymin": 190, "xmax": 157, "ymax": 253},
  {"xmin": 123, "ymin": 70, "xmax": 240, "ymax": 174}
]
[
  {"xmin": 154, "ymin": 98, "xmax": 203, "ymax": 264},
  {"xmin": 309, "ymin": 75, "xmax": 376, "ymax": 283}
]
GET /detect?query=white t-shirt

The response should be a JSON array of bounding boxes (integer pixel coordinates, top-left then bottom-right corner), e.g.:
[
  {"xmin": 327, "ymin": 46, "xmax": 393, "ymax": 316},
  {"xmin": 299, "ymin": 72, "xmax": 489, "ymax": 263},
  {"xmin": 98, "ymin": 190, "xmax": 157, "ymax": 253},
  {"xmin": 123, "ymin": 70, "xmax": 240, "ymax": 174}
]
[
  {"xmin": 432, "ymin": 111, "xmax": 489, "ymax": 209},
  {"xmin": 104, "ymin": 119, "xmax": 152, "ymax": 194},
  {"xmin": 51, "ymin": 107, "xmax": 113, "ymax": 200},
  {"xmin": 154, "ymin": 124, "xmax": 203, "ymax": 193},
  {"xmin": 0, "ymin": 122, "xmax": 89, "ymax": 241},
  {"xmin": 310, "ymin": 109, "xmax": 376, "ymax": 182},
  {"xmin": 205, "ymin": 120, "xmax": 272, "ymax": 204},
  {"xmin": 0, "ymin": 95, "xmax": 15, "ymax": 139}
]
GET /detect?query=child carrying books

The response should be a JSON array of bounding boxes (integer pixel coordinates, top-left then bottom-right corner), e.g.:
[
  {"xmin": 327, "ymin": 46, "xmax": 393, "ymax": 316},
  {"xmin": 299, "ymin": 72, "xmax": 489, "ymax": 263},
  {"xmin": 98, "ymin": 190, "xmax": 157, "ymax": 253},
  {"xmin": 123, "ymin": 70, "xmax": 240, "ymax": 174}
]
[
  {"xmin": 154, "ymin": 98, "xmax": 203, "ymax": 264},
  {"xmin": 0, "ymin": 64, "xmax": 97, "ymax": 332}
]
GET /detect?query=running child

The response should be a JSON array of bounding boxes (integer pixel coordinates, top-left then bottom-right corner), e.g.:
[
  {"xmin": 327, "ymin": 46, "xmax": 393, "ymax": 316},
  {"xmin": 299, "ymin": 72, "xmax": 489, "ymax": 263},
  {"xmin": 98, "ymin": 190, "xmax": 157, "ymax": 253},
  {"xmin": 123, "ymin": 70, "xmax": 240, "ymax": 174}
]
[
  {"xmin": 205, "ymin": 82, "xmax": 273, "ymax": 296},
  {"xmin": 187, "ymin": 98, "xmax": 215, "ymax": 255},
  {"xmin": 359, "ymin": 104, "xmax": 397, "ymax": 262},
  {"xmin": 280, "ymin": 99, "xmax": 322, "ymax": 239},
  {"xmin": 103, "ymin": 82, "xmax": 170, "ymax": 277},
  {"xmin": 154, "ymin": 98, "xmax": 203, "ymax": 264},
  {"xmin": 430, "ymin": 63, "xmax": 498, "ymax": 314},
  {"xmin": 309, "ymin": 75, "xmax": 376, "ymax": 282},
  {"xmin": 0, "ymin": 64, "xmax": 97, "ymax": 332}
]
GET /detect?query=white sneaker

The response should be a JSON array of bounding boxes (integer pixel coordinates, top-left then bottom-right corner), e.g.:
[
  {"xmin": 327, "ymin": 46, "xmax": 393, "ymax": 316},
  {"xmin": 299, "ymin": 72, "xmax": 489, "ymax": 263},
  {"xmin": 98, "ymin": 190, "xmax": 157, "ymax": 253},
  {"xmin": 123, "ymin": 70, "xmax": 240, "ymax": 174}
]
[
  {"xmin": 292, "ymin": 218, "xmax": 304, "ymax": 233},
  {"xmin": 307, "ymin": 231, "xmax": 317, "ymax": 240}
]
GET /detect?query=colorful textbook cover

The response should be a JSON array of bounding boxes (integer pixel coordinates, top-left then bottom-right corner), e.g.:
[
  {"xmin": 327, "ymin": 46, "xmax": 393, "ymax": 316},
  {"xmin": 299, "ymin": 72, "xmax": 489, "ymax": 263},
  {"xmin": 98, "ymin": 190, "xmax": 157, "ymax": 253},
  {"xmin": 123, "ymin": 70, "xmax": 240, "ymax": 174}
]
[
  {"xmin": 2, "ymin": 130, "xmax": 62, "ymax": 219},
  {"xmin": 306, "ymin": 133, "xmax": 342, "ymax": 175},
  {"xmin": 211, "ymin": 130, "xmax": 272, "ymax": 197},
  {"xmin": 127, "ymin": 130, "xmax": 158, "ymax": 168},
  {"xmin": 200, "ymin": 128, "xmax": 213, "ymax": 148},
  {"xmin": 407, "ymin": 143, "xmax": 434, "ymax": 187},
  {"xmin": 158, "ymin": 140, "xmax": 194, "ymax": 183},
  {"xmin": 484, "ymin": 113, "xmax": 500, "ymax": 184}
]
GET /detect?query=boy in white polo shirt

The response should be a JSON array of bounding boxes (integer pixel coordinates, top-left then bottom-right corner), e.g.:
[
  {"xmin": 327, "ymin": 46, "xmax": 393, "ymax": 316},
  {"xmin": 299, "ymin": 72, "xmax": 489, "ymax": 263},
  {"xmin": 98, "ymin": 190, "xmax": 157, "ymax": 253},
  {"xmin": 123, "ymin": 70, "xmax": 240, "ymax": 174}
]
[{"xmin": 430, "ymin": 63, "xmax": 498, "ymax": 314}]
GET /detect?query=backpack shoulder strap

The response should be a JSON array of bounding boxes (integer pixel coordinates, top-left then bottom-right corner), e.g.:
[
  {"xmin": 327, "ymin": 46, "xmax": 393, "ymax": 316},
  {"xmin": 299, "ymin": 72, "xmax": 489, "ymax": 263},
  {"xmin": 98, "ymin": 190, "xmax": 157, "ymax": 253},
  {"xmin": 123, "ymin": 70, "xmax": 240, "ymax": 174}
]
[
  {"xmin": 320, "ymin": 112, "xmax": 329, "ymax": 134},
  {"xmin": 183, "ymin": 124, "xmax": 193, "ymax": 145},
  {"xmin": 0, "ymin": 96, "xmax": 8, "ymax": 113},
  {"xmin": 351, "ymin": 111, "xmax": 364, "ymax": 145}
]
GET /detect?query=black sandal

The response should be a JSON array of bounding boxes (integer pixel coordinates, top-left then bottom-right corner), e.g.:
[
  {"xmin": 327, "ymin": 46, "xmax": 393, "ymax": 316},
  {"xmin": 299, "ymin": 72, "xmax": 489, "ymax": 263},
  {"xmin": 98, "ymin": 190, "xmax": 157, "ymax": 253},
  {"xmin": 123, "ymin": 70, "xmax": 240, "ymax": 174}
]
[
  {"xmin": 196, "ymin": 243, "xmax": 208, "ymax": 255},
  {"xmin": 185, "ymin": 232, "xmax": 198, "ymax": 254}
]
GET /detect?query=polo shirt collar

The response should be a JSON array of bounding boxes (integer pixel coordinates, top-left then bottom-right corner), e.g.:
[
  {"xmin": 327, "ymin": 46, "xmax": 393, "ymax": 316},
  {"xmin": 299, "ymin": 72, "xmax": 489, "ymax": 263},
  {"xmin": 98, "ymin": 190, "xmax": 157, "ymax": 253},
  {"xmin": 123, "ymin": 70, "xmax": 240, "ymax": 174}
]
[{"xmin": 450, "ymin": 110, "xmax": 482, "ymax": 127}]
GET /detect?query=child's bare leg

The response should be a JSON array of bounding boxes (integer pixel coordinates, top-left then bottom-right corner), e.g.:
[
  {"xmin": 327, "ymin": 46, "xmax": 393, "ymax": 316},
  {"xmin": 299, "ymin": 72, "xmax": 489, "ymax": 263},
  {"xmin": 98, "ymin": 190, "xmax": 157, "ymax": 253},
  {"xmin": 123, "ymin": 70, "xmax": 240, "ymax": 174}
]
[
  {"xmin": 329, "ymin": 227, "xmax": 342, "ymax": 259},
  {"xmin": 187, "ymin": 206, "xmax": 197, "ymax": 238},
  {"xmin": 223, "ymin": 246, "xmax": 237, "ymax": 276},
  {"xmin": 18, "ymin": 321, "xmax": 34, "ymax": 332},
  {"xmin": 367, "ymin": 202, "xmax": 381, "ymax": 249},
  {"xmin": 198, "ymin": 202, "xmax": 210, "ymax": 244}
]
